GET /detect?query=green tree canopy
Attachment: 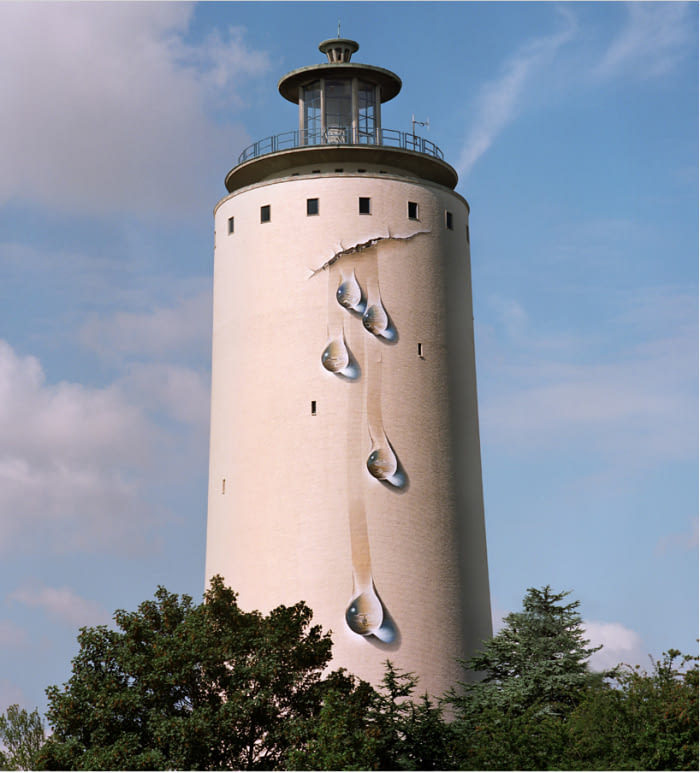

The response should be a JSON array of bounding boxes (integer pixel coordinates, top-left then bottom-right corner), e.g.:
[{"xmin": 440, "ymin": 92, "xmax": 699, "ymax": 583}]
[
  {"xmin": 447, "ymin": 586, "xmax": 606, "ymax": 769},
  {"xmin": 566, "ymin": 648, "xmax": 699, "ymax": 770},
  {"xmin": 37, "ymin": 576, "xmax": 353, "ymax": 770},
  {"xmin": 0, "ymin": 704, "xmax": 45, "ymax": 770}
]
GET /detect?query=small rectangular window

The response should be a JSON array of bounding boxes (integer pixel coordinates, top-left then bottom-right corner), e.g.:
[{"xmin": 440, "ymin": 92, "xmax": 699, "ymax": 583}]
[
  {"xmin": 357, "ymin": 168, "xmax": 367, "ymax": 173},
  {"xmin": 307, "ymin": 198, "xmax": 319, "ymax": 216},
  {"xmin": 408, "ymin": 201, "xmax": 419, "ymax": 220},
  {"xmin": 221, "ymin": 478, "xmax": 226, "ymax": 494},
  {"xmin": 359, "ymin": 197, "xmax": 371, "ymax": 215},
  {"xmin": 334, "ymin": 168, "xmax": 344, "ymax": 173},
  {"xmin": 446, "ymin": 211, "xmax": 453, "ymax": 230},
  {"xmin": 227, "ymin": 216, "xmax": 234, "ymax": 234},
  {"xmin": 417, "ymin": 343, "xmax": 424, "ymax": 358},
  {"xmin": 261, "ymin": 205, "xmax": 271, "ymax": 223},
  {"xmin": 466, "ymin": 224, "xmax": 470, "ymax": 243},
  {"xmin": 312, "ymin": 169, "xmax": 321, "ymax": 174},
  {"xmin": 311, "ymin": 400, "xmax": 317, "ymax": 415}
]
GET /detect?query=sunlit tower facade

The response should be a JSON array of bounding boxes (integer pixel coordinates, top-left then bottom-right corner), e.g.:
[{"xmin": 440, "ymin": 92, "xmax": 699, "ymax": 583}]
[{"xmin": 205, "ymin": 37, "xmax": 491, "ymax": 698}]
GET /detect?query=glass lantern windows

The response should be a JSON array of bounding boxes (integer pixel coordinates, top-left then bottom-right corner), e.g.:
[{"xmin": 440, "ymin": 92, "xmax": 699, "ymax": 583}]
[
  {"xmin": 358, "ymin": 82, "xmax": 376, "ymax": 144},
  {"xmin": 301, "ymin": 79, "xmax": 378, "ymax": 145},
  {"xmin": 303, "ymin": 81, "xmax": 321, "ymax": 144},
  {"xmin": 325, "ymin": 80, "xmax": 352, "ymax": 143}
]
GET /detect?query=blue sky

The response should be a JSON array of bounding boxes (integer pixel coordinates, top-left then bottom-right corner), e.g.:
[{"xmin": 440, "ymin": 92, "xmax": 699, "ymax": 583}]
[{"xmin": 0, "ymin": 1, "xmax": 697, "ymax": 714}]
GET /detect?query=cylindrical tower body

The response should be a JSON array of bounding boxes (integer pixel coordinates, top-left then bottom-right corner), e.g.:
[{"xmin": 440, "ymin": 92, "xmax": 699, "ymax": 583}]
[{"xmin": 205, "ymin": 39, "xmax": 491, "ymax": 699}]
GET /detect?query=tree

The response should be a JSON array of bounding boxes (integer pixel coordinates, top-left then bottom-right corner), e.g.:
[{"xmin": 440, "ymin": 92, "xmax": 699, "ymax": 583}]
[
  {"xmin": 566, "ymin": 649, "xmax": 699, "ymax": 770},
  {"xmin": 448, "ymin": 586, "xmax": 605, "ymax": 769},
  {"xmin": 288, "ymin": 661, "xmax": 453, "ymax": 770},
  {"xmin": 0, "ymin": 705, "xmax": 45, "ymax": 770},
  {"xmin": 36, "ymin": 576, "xmax": 347, "ymax": 770}
]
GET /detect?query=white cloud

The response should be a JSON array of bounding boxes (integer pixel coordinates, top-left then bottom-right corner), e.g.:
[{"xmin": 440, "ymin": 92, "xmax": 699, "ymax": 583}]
[
  {"xmin": 584, "ymin": 620, "xmax": 646, "ymax": 672},
  {"xmin": 121, "ymin": 362, "xmax": 211, "ymax": 430},
  {"xmin": 595, "ymin": 2, "xmax": 694, "ymax": 80},
  {"xmin": 457, "ymin": 8, "xmax": 576, "ymax": 177},
  {"xmin": 8, "ymin": 583, "xmax": 110, "ymax": 628},
  {"xmin": 0, "ymin": 339, "xmax": 163, "ymax": 554},
  {"xmin": 80, "ymin": 290, "xmax": 212, "ymax": 362},
  {"xmin": 0, "ymin": 3, "xmax": 270, "ymax": 216}
]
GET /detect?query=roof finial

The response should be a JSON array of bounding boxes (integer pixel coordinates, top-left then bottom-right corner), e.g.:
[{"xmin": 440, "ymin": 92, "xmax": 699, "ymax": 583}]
[{"xmin": 337, "ymin": 20, "xmax": 341, "ymax": 38}]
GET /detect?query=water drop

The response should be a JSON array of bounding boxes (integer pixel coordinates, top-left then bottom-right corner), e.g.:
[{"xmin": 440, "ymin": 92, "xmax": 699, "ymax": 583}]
[
  {"xmin": 336, "ymin": 271, "xmax": 366, "ymax": 313},
  {"xmin": 345, "ymin": 588, "xmax": 383, "ymax": 636},
  {"xmin": 362, "ymin": 298, "xmax": 397, "ymax": 341},
  {"xmin": 321, "ymin": 336, "xmax": 360, "ymax": 380},
  {"xmin": 367, "ymin": 443, "xmax": 398, "ymax": 481},
  {"xmin": 366, "ymin": 438, "xmax": 407, "ymax": 488},
  {"xmin": 321, "ymin": 337, "xmax": 349, "ymax": 373}
]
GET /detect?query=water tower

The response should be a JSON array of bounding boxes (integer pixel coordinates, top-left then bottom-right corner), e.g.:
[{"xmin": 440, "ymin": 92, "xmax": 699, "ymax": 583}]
[{"xmin": 205, "ymin": 37, "xmax": 491, "ymax": 698}]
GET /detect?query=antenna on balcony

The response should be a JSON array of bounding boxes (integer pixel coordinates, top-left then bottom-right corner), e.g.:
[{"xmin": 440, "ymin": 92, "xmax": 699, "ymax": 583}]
[{"xmin": 411, "ymin": 115, "xmax": 430, "ymax": 135}]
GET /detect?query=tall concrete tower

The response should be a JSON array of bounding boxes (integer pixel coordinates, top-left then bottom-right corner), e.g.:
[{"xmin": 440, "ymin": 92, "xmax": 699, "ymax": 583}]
[{"xmin": 205, "ymin": 37, "xmax": 491, "ymax": 698}]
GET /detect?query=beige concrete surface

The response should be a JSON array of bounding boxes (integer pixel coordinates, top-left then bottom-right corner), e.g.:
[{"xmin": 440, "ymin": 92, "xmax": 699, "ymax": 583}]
[{"xmin": 205, "ymin": 167, "xmax": 491, "ymax": 699}]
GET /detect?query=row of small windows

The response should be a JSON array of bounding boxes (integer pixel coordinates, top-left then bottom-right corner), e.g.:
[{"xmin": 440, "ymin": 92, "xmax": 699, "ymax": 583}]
[{"xmin": 227, "ymin": 202, "xmax": 455, "ymax": 232}]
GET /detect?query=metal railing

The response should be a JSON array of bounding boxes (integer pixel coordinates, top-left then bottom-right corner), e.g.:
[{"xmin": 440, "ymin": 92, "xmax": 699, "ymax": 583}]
[{"xmin": 237, "ymin": 127, "xmax": 444, "ymax": 165}]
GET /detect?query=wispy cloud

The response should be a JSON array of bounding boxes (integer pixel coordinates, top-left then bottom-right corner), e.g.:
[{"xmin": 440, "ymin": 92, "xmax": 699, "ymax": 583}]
[
  {"xmin": 457, "ymin": 8, "xmax": 576, "ymax": 177},
  {"xmin": 0, "ymin": 620, "xmax": 27, "ymax": 648},
  {"xmin": 0, "ymin": 340, "xmax": 161, "ymax": 554},
  {"xmin": 80, "ymin": 290, "xmax": 212, "ymax": 364},
  {"xmin": 584, "ymin": 620, "xmax": 647, "ymax": 671},
  {"xmin": 655, "ymin": 519, "xmax": 699, "ymax": 556},
  {"xmin": 479, "ymin": 287, "xmax": 697, "ymax": 465},
  {"xmin": 595, "ymin": 2, "xmax": 695, "ymax": 80},
  {"xmin": 0, "ymin": 4, "xmax": 270, "ymax": 216},
  {"xmin": 9, "ymin": 583, "xmax": 110, "ymax": 628}
]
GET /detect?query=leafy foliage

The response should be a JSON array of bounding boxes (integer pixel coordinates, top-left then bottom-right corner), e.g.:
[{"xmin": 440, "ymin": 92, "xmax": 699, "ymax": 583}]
[
  {"xmin": 447, "ymin": 586, "xmax": 606, "ymax": 769},
  {"xmin": 0, "ymin": 705, "xmax": 45, "ymax": 770},
  {"xmin": 566, "ymin": 649, "xmax": 699, "ymax": 770},
  {"xmin": 37, "ymin": 576, "xmax": 340, "ymax": 770},
  {"xmin": 288, "ymin": 662, "xmax": 452, "ymax": 770}
]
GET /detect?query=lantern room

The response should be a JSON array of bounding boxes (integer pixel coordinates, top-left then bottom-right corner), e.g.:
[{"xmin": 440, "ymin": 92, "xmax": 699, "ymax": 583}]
[{"xmin": 277, "ymin": 38, "xmax": 402, "ymax": 146}]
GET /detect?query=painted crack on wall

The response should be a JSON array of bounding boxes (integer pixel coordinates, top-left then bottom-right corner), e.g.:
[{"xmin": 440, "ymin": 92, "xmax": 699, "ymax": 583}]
[{"xmin": 307, "ymin": 228, "xmax": 430, "ymax": 278}]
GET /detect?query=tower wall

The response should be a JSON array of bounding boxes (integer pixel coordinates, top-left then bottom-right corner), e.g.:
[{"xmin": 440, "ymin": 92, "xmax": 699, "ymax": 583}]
[{"xmin": 205, "ymin": 167, "xmax": 491, "ymax": 698}]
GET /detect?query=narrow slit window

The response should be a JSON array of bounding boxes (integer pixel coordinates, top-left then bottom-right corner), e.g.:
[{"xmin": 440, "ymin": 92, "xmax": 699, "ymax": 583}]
[
  {"xmin": 312, "ymin": 169, "xmax": 321, "ymax": 174},
  {"xmin": 359, "ymin": 197, "xmax": 371, "ymax": 215},
  {"xmin": 311, "ymin": 400, "xmax": 317, "ymax": 415},
  {"xmin": 334, "ymin": 168, "xmax": 344, "ymax": 173},
  {"xmin": 408, "ymin": 201, "xmax": 419, "ymax": 220},
  {"xmin": 227, "ymin": 216, "xmax": 234, "ymax": 234},
  {"xmin": 357, "ymin": 168, "xmax": 367, "ymax": 173},
  {"xmin": 466, "ymin": 224, "xmax": 470, "ymax": 243},
  {"xmin": 307, "ymin": 198, "xmax": 319, "ymax": 216},
  {"xmin": 417, "ymin": 342, "xmax": 424, "ymax": 358},
  {"xmin": 221, "ymin": 478, "xmax": 226, "ymax": 494},
  {"xmin": 446, "ymin": 211, "xmax": 453, "ymax": 230},
  {"xmin": 260, "ymin": 205, "xmax": 271, "ymax": 223}
]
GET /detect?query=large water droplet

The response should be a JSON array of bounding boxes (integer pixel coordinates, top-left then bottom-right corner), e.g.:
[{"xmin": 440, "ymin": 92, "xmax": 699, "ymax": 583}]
[
  {"xmin": 321, "ymin": 336, "xmax": 360, "ymax": 380},
  {"xmin": 367, "ymin": 439, "xmax": 407, "ymax": 488},
  {"xmin": 337, "ymin": 271, "xmax": 366, "ymax": 313},
  {"xmin": 345, "ymin": 588, "xmax": 383, "ymax": 636},
  {"xmin": 362, "ymin": 298, "xmax": 397, "ymax": 341},
  {"xmin": 321, "ymin": 338, "xmax": 349, "ymax": 373},
  {"xmin": 367, "ymin": 443, "xmax": 398, "ymax": 481}
]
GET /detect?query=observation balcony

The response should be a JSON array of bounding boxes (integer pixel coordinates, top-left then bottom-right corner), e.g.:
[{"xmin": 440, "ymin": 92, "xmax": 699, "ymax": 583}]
[
  {"xmin": 225, "ymin": 126, "xmax": 457, "ymax": 194},
  {"xmin": 237, "ymin": 127, "xmax": 444, "ymax": 166}
]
